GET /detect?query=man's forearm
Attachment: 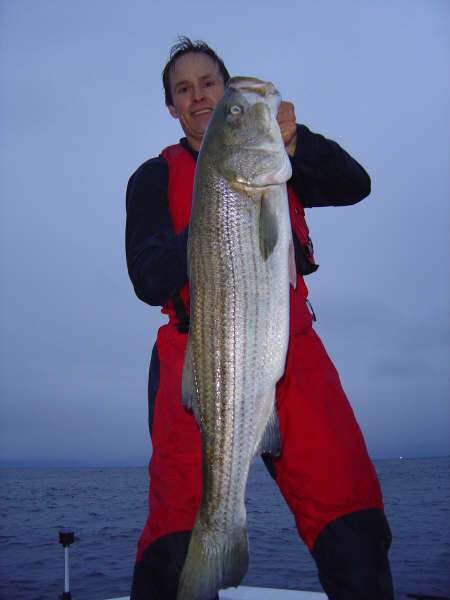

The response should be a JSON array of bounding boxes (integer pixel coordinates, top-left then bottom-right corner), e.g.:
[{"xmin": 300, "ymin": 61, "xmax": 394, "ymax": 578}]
[
  {"xmin": 290, "ymin": 124, "xmax": 371, "ymax": 207},
  {"xmin": 125, "ymin": 158, "xmax": 189, "ymax": 307}
]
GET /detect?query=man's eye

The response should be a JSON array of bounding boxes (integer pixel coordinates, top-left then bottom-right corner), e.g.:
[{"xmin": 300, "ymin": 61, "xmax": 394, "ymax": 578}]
[
  {"xmin": 177, "ymin": 86, "xmax": 188, "ymax": 94},
  {"xmin": 205, "ymin": 81, "xmax": 215, "ymax": 87}
]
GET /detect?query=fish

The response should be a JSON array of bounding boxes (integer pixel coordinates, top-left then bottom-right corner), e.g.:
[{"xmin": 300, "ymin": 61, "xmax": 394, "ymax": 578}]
[{"xmin": 177, "ymin": 76, "xmax": 297, "ymax": 600}]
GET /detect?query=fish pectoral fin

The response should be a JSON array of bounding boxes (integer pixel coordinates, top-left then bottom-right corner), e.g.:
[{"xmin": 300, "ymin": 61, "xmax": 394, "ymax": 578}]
[
  {"xmin": 259, "ymin": 193, "xmax": 278, "ymax": 260},
  {"xmin": 255, "ymin": 396, "xmax": 282, "ymax": 458},
  {"xmin": 289, "ymin": 235, "xmax": 297, "ymax": 289}
]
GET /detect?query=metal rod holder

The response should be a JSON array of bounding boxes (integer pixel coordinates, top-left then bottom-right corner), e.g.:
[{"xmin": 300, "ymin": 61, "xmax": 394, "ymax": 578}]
[{"xmin": 59, "ymin": 531, "xmax": 74, "ymax": 599}]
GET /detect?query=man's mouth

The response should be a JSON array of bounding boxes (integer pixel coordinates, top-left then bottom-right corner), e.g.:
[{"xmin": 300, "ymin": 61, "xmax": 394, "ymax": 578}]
[{"xmin": 192, "ymin": 108, "xmax": 212, "ymax": 117}]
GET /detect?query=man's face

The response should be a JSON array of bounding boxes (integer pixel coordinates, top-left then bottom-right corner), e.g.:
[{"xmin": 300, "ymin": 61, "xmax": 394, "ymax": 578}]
[{"xmin": 167, "ymin": 52, "xmax": 226, "ymax": 151}]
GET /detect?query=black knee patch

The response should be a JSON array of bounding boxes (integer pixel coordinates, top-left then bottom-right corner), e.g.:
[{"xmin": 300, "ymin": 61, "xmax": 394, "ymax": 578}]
[
  {"xmin": 130, "ymin": 531, "xmax": 191, "ymax": 600},
  {"xmin": 311, "ymin": 508, "xmax": 394, "ymax": 600}
]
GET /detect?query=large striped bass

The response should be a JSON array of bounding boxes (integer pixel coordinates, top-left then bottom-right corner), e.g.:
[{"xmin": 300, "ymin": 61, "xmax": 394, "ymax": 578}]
[{"xmin": 178, "ymin": 77, "xmax": 296, "ymax": 600}]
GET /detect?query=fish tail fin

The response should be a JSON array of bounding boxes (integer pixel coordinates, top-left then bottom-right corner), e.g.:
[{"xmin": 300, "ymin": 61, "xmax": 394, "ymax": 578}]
[
  {"xmin": 221, "ymin": 524, "xmax": 249, "ymax": 588},
  {"xmin": 177, "ymin": 516, "xmax": 249, "ymax": 600}
]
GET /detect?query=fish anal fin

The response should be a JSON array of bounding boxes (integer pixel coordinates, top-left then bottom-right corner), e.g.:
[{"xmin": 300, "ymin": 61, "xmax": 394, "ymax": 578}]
[
  {"xmin": 289, "ymin": 235, "xmax": 297, "ymax": 288},
  {"xmin": 255, "ymin": 396, "xmax": 282, "ymax": 458}
]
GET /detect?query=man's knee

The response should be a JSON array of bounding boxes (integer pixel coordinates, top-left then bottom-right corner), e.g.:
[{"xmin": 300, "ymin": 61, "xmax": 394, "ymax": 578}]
[
  {"xmin": 311, "ymin": 508, "xmax": 394, "ymax": 599},
  {"xmin": 130, "ymin": 531, "xmax": 191, "ymax": 600}
]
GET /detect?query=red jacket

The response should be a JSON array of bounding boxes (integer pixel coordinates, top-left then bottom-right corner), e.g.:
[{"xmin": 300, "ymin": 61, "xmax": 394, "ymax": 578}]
[
  {"xmin": 128, "ymin": 131, "xmax": 382, "ymax": 557},
  {"xmin": 160, "ymin": 142, "xmax": 316, "ymax": 332},
  {"xmin": 125, "ymin": 125, "xmax": 371, "ymax": 315}
]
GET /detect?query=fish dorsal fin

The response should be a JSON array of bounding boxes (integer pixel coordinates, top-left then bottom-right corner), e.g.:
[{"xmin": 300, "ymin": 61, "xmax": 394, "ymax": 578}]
[
  {"xmin": 181, "ymin": 338, "xmax": 195, "ymax": 411},
  {"xmin": 259, "ymin": 194, "xmax": 278, "ymax": 260},
  {"xmin": 181, "ymin": 339, "xmax": 206, "ymax": 434}
]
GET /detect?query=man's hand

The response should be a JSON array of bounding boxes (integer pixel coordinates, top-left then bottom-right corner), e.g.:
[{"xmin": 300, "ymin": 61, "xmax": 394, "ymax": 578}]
[{"xmin": 277, "ymin": 101, "xmax": 297, "ymax": 157}]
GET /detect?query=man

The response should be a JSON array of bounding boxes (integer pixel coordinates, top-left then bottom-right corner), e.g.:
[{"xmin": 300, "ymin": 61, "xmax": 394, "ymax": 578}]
[{"xmin": 126, "ymin": 37, "xmax": 394, "ymax": 600}]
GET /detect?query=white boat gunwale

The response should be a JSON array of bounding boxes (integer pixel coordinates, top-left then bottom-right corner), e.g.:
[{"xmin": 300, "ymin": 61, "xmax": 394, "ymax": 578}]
[{"xmin": 105, "ymin": 584, "xmax": 327, "ymax": 599}]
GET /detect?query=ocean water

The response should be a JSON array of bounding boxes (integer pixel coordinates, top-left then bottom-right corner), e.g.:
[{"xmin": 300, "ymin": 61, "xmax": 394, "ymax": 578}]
[{"xmin": 0, "ymin": 457, "xmax": 449, "ymax": 599}]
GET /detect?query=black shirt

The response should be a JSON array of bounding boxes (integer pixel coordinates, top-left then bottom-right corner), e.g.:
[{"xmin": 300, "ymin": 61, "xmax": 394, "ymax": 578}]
[{"xmin": 125, "ymin": 124, "xmax": 371, "ymax": 307}]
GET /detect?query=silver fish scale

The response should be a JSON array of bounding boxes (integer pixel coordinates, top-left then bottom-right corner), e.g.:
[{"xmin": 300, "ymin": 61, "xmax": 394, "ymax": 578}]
[
  {"xmin": 178, "ymin": 76, "xmax": 292, "ymax": 600},
  {"xmin": 188, "ymin": 168, "xmax": 290, "ymax": 534}
]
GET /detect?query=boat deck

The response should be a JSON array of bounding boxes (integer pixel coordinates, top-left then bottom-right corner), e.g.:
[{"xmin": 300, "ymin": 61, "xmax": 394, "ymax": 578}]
[{"xmin": 107, "ymin": 585, "xmax": 327, "ymax": 599}]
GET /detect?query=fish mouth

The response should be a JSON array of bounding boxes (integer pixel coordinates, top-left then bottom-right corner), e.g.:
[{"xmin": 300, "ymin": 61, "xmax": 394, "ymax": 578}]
[{"xmin": 228, "ymin": 77, "xmax": 278, "ymax": 99}]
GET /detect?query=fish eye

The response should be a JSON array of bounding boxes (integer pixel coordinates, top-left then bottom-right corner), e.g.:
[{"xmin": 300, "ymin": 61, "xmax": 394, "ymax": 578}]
[{"xmin": 229, "ymin": 105, "xmax": 242, "ymax": 115}]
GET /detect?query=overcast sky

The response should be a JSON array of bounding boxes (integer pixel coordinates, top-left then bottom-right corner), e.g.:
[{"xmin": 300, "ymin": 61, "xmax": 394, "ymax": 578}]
[{"xmin": 0, "ymin": 0, "xmax": 448, "ymax": 466}]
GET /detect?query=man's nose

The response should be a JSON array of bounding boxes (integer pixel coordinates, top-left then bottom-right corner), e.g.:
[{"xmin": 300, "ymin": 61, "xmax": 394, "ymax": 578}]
[{"xmin": 192, "ymin": 84, "xmax": 205, "ymax": 102}]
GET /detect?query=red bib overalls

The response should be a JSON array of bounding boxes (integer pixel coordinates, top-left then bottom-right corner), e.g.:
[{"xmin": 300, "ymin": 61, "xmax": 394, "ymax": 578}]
[{"xmin": 135, "ymin": 143, "xmax": 383, "ymax": 566}]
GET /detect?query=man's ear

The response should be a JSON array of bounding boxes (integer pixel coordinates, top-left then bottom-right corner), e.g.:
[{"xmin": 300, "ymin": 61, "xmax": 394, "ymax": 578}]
[{"xmin": 167, "ymin": 104, "xmax": 178, "ymax": 119}]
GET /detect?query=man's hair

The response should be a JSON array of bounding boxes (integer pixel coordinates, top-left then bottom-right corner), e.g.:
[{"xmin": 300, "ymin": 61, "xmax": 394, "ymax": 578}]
[{"xmin": 162, "ymin": 36, "xmax": 230, "ymax": 106}]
